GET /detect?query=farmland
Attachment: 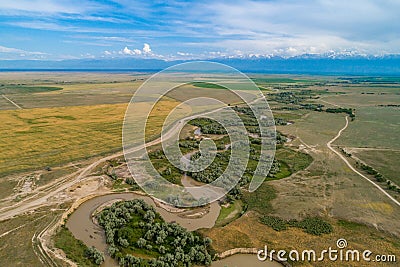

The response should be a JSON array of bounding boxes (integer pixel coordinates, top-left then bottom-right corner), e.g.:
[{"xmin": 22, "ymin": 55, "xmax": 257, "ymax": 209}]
[{"xmin": 0, "ymin": 72, "xmax": 399, "ymax": 266}]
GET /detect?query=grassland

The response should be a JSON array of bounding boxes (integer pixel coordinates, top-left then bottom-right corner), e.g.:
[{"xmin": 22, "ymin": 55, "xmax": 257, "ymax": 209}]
[
  {"xmin": 350, "ymin": 149, "xmax": 400, "ymax": 185},
  {"xmin": 215, "ymin": 200, "xmax": 244, "ymax": 227},
  {"xmin": 0, "ymin": 98, "xmax": 189, "ymax": 178},
  {"xmin": 335, "ymin": 106, "xmax": 400, "ymax": 149},
  {"xmin": 201, "ymin": 213, "xmax": 400, "ymax": 267},
  {"xmin": 0, "ymin": 85, "xmax": 62, "ymax": 94},
  {"xmin": 1, "ymin": 73, "xmax": 399, "ymax": 267},
  {"xmin": 0, "ymin": 79, "xmax": 142, "ymax": 110},
  {"xmin": 275, "ymin": 147, "xmax": 313, "ymax": 176},
  {"xmin": 166, "ymin": 83, "xmax": 251, "ymax": 105},
  {"xmin": 53, "ymin": 226, "xmax": 97, "ymax": 267},
  {"xmin": 0, "ymin": 206, "xmax": 65, "ymax": 266},
  {"xmin": 0, "ymin": 103, "xmax": 126, "ymax": 176},
  {"xmin": 242, "ymin": 182, "xmax": 276, "ymax": 215}
]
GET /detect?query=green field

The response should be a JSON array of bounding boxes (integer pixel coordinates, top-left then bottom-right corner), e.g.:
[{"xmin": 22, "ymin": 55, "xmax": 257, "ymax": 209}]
[
  {"xmin": 335, "ymin": 106, "xmax": 400, "ymax": 149},
  {"xmin": 351, "ymin": 149, "xmax": 400, "ymax": 185},
  {"xmin": 0, "ymin": 85, "xmax": 62, "ymax": 94},
  {"xmin": 215, "ymin": 200, "xmax": 244, "ymax": 227}
]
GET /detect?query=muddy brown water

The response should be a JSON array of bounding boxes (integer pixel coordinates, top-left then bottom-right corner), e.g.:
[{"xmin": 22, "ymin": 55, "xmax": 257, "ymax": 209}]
[
  {"xmin": 66, "ymin": 192, "xmax": 220, "ymax": 266},
  {"xmin": 66, "ymin": 188, "xmax": 282, "ymax": 267}
]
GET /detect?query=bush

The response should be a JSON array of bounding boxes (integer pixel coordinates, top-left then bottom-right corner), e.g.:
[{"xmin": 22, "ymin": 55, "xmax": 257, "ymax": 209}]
[
  {"xmin": 259, "ymin": 216, "xmax": 333, "ymax": 236},
  {"xmin": 84, "ymin": 246, "xmax": 105, "ymax": 265},
  {"xmin": 294, "ymin": 217, "xmax": 333, "ymax": 235},
  {"xmin": 260, "ymin": 216, "xmax": 287, "ymax": 231}
]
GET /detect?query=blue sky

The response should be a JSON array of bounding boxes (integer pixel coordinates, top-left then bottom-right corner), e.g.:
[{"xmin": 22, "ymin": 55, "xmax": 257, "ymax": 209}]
[{"xmin": 0, "ymin": 0, "xmax": 399, "ymax": 60}]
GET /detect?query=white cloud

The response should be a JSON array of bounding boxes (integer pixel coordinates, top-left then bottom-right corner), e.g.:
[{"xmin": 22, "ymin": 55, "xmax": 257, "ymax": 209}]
[
  {"xmin": 0, "ymin": 45, "xmax": 46, "ymax": 55},
  {"xmin": 117, "ymin": 44, "xmax": 153, "ymax": 56},
  {"xmin": 121, "ymin": 46, "xmax": 142, "ymax": 55},
  {"xmin": 0, "ymin": 0, "xmax": 105, "ymax": 14},
  {"xmin": 3, "ymin": 1, "xmax": 399, "ymax": 59},
  {"xmin": 177, "ymin": 52, "xmax": 191, "ymax": 56},
  {"xmin": 143, "ymin": 43, "xmax": 151, "ymax": 54},
  {"xmin": 0, "ymin": 45, "xmax": 48, "ymax": 60},
  {"xmin": 0, "ymin": 45, "xmax": 22, "ymax": 53},
  {"xmin": 190, "ymin": 0, "xmax": 400, "ymax": 56}
]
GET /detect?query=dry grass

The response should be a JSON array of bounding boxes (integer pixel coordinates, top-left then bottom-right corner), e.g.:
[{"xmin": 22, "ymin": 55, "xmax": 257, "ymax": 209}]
[
  {"xmin": 0, "ymin": 99, "xmax": 183, "ymax": 177},
  {"xmin": 202, "ymin": 212, "xmax": 400, "ymax": 266},
  {"xmin": 0, "ymin": 206, "xmax": 65, "ymax": 266},
  {"xmin": 273, "ymin": 110, "xmax": 400, "ymax": 236}
]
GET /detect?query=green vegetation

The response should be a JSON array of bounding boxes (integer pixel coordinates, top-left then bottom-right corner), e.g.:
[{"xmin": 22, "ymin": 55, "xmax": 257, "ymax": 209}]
[
  {"xmin": 356, "ymin": 161, "xmax": 400, "ymax": 194},
  {"xmin": 325, "ymin": 107, "xmax": 355, "ymax": 119},
  {"xmin": 275, "ymin": 147, "xmax": 313, "ymax": 174},
  {"xmin": 190, "ymin": 150, "xmax": 230, "ymax": 183},
  {"xmin": 150, "ymin": 105, "xmax": 313, "ymax": 203},
  {"xmin": 54, "ymin": 227, "xmax": 98, "ymax": 267},
  {"xmin": 337, "ymin": 219, "xmax": 364, "ymax": 230},
  {"xmin": 294, "ymin": 217, "xmax": 333, "ymax": 235},
  {"xmin": 188, "ymin": 118, "xmax": 227, "ymax": 134},
  {"xmin": 191, "ymin": 82, "xmax": 226, "ymax": 89},
  {"xmin": 275, "ymin": 117, "xmax": 289, "ymax": 125},
  {"xmin": 242, "ymin": 182, "xmax": 276, "ymax": 214},
  {"xmin": 339, "ymin": 76, "xmax": 400, "ymax": 84},
  {"xmin": 273, "ymin": 112, "xmax": 302, "ymax": 121},
  {"xmin": 148, "ymin": 149, "xmax": 183, "ymax": 185},
  {"xmin": 267, "ymin": 90, "xmax": 329, "ymax": 113},
  {"xmin": 260, "ymin": 216, "xmax": 333, "ymax": 235},
  {"xmin": 272, "ymin": 161, "xmax": 291, "ymax": 179},
  {"xmin": 252, "ymin": 77, "xmax": 322, "ymax": 85},
  {"xmin": 351, "ymin": 150, "xmax": 400, "ymax": 185},
  {"xmin": 215, "ymin": 200, "xmax": 244, "ymax": 227},
  {"xmin": 97, "ymin": 199, "xmax": 213, "ymax": 266},
  {"xmin": 259, "ymin": 215, "xmax": 288, "ymax": 231},
  {"xmin": 334, "ymin": 106, "xmax": 400, "ymax": 149},
  {"xmin": 85, "ymin": 247, "xmax": 105, "ymax": 265},
  {"xmin": 0, "ymin": 85, "xmax": 62, "ymax": 94}
]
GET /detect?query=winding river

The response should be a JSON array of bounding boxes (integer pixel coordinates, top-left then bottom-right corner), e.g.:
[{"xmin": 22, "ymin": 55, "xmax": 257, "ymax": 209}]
[
  {"xmin": 66, "ymin": 190, "xmax": 283, "ymax": 267},
  {"xmin": 66, "ymin": 192, "xmax": 220, "ymax": 266}
]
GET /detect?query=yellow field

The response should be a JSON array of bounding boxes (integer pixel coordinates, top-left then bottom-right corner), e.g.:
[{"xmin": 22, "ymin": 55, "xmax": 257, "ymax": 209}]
[{"xmin": 0, "ymin": 99, "xmax": 185, "ymax": 177}]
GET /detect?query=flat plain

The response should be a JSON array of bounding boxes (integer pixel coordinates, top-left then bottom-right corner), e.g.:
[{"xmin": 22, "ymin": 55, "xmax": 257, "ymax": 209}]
[{"xmin": 0, "ymin": 73, "xmax": 399, "ymax": 266}]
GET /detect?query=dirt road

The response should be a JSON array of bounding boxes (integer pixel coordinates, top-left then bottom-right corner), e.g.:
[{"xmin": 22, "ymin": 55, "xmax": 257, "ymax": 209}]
[{"xmin": 327, "ymin": 116, "xmax": 400, "ymax": 207}]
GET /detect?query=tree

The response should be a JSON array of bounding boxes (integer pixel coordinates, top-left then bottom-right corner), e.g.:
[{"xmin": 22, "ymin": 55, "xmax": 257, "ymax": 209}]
[
  {"xmin": 137, "ymin": 238, "xmax": 147, "ymax": 248},
  {"xmin": 118, "ymin": 237, "xmax": 129, "ymax": 248},
  {"xmin": 203, "ymin": 237, "xmax": 212, "ymax": 246},
  {"xmin": 158, "ymin": 245, "xmax": 166, "ymax": 254},
  {"xmin": 85, "ymin": 246, "xmax": 105, "ymax": 265},
  {"xmin": 108, "ymin": 245, "xmax": 119, "ymax": 257}
]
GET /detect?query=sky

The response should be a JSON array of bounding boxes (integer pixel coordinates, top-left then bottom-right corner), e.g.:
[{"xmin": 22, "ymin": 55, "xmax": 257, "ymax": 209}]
[{"xmin": 0, "ymin": 0, "xmax": 399, "ymax": 60}]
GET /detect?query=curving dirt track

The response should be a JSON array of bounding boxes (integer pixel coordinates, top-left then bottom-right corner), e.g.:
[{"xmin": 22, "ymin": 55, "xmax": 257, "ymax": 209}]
[{"xmin": 327, "ymin": 116, "xmax": 400, "ymax": 207}]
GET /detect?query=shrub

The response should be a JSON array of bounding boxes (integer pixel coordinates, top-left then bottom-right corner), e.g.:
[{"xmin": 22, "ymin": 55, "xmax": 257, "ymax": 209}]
[{"xmin": 260, "ymin": 216, "xmax": 287, "ymax": 231}]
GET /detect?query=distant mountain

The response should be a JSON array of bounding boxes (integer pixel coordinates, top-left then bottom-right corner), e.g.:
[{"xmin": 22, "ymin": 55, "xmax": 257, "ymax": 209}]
[
  {"xmin": 1, "ymin": 56, "xmax": 400, "ymax": 75},
  {"xmin": 213, "ymin": 57, "xmax": 400, "ymax": 75},
  {"xmin": 0, "ymin": 58, "xmax": 172, "ymax": 71}
]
